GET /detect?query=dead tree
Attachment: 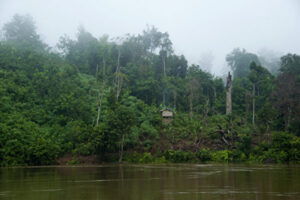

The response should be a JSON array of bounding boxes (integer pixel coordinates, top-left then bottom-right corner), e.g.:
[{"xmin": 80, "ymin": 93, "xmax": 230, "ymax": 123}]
[{"xmin": 226, "ymin": 72, "xmax": 232, "ymax": 115}]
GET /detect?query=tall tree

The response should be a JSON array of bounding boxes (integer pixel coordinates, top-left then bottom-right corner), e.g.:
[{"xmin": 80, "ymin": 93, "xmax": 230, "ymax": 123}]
[
  {"xmin": 2, "ymin": 14, "xmax": 45, "ymax": 51},
  {"xmin": 274, "ymin": 54, "xmax": 300, "ymax": 134},
  {"xmin": 248, "ymin": 62, "xmax": 273, "ymax": 129},
  {"xmin": 159, "ymin": 33, "xmax": 173, "ymax": 106},
  {"xmin": 258, "ymin": 49, "xmax": 282, "ymax": 75},
  {"xmin": 58, "ymin": 26, "xmax": 100, "ymax": 74},
  {"xmin": 226, "ymin": 48, "xmax": 260, "ymax": 79}
]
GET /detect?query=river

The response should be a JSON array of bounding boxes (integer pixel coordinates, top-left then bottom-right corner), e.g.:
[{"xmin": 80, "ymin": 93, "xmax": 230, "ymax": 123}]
[{"xmin": 0, "ymin": 164, "xmax": 299, "ymax": 200}]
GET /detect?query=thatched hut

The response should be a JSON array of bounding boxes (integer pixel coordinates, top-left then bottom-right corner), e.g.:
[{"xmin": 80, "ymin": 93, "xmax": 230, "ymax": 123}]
[{"xmin": 161, "ymin": 108, "xmax": 174, "ymax": 123}]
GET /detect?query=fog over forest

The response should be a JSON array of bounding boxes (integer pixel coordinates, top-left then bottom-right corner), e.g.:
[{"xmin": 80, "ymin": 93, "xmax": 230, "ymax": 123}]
[
  {"xmin": 1, "ymin": 0, "xmax": 300, "ymax": 168},
  {"xmin": 1, "ymin": 0, "xmax": 300, "ymax": 75}
]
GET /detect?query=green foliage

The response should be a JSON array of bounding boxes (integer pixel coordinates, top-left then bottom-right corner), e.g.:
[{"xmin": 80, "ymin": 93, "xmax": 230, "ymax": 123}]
[
  {"xmin": 256, "ymin": 149, "xmax": 288, "ymax": 163},
  {"xmin": 138, "ymin": 152, "xmax": 155, "ymax": 163},
  {"xmin": 2, "ymin": 14, "xmax": 46, "ymax": 51},
  {"xmin": 164, "ymin": 150, "xmax": 196, "ymax": 163},
  {"xmin": 290, "ymin": 137, "xmax": 300, "ymax": 161},
  {"xmin": 211, "ymin": 150, "xmax": 232, "ymax": 162},
  {"xmin": 123, "ymin": 152, "xmax": 167, "ymax": 164},
  {"xmin": 0, "ymin": 114, "xmax": 60, "ymax": 166},
  {"xmin": 210, "ymin": 150, "xmax": 246, "ymax": 162},
  {"xmin": 273, "ymin": 54, "xmax": 300, "ymax": 135},
  {"xmin": 271, "ymin": 132, "xmax": 292, "ymax": 151},
  {"xmin": 226, "ymin": 48, "xmax": 260, "ymax": 78},
  {"xmin": 196, "ymin": 149, "xmax": 212, "ymax": 162},
  {"xmin": 231, "ymin": 78, "xmax": 252, "ymax": 115},
  {"xmin": 0, "ymin": 14, "xmax": 299, "ymax": 166},
  {"xmin": 236, "ymin": 135, "xmax": 252, "ymax": 156},
  {"xmin": 66, "ymin": 157, "xmax": 79, "ymax": 165},
  {"xmin": 248, "ymin": 132, "xmax": 300, "ymax": 163},
  {"xmin": 280, "ymin": 54, "xmax": 300, "ymax": 74}
]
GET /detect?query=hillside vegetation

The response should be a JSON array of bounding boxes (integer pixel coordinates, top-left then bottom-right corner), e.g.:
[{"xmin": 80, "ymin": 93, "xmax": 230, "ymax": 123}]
[{"xmin": 0, "ymin": 15, "xmax": 300, "ymax": 166}]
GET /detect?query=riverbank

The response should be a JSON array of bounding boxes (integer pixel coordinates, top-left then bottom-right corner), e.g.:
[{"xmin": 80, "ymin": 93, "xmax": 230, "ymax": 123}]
[
  {"xmin": 54, "ymin": 131, "xmax": 300, "ymax": 165},
  {"xmin": 57, "ymin": 148, "xmax": 300, "ymax": 166}
]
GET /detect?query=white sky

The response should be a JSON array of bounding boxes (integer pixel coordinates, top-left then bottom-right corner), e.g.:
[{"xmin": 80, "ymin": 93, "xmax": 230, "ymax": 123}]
[{"xmin": 1, "ymin": 0, "xmax": 300, "ymax": 75}]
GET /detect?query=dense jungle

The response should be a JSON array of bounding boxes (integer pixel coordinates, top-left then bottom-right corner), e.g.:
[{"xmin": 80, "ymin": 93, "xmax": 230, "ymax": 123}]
[{"xmin": 0, "ymin": 15, "xmax": 300, "ymax": 166}]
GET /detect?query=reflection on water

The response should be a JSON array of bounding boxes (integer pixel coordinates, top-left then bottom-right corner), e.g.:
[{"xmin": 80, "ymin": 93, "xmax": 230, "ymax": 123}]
[{"xmin": 0, "ymin": 164, "xmax": 299, "ymax": 200}]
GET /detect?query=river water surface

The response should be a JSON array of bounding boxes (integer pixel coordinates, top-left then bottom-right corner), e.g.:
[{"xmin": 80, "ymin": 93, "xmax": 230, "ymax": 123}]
[{"xmin": 1, "ymin": 164, "xmax": 299, "ymax": 200}]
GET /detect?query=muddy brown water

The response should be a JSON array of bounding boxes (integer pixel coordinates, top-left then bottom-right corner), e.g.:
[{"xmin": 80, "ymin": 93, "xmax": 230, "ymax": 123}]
[{"xmin": 0, "ymin": 164, "xmax": 299, "ymax": 200}]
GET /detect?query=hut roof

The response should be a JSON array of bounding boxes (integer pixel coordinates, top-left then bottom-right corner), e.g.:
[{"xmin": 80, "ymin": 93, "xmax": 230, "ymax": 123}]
[{"xmin": 161, "ymin": 110, "xmax": 173, "ymax": 117}]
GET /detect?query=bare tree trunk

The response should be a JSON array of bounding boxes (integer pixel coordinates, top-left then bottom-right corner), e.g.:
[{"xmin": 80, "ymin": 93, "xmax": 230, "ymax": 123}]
[
  {"xmin": 95, "ymin": 54, "xmax": 108, "ymax": 127},
  {"xmin": 96, "ymin": 64, "xmax": 99, "ymax": 74},
  {"xmin": 226, "ymin": 72, "xmax": 232, "ymax": 115},
  {"xmin": 102, "ymin": 57, "xmax": 106, "ymax": 75},
  {"xmin": 96, "ymin": 91, "xmax": 103, "ymax": 126},
  {"xmin": 115, "ymin": 48, "xmax": 121, "ymax": 102},
  {"xmin": 162, "ymin": 55, "xmax": 166, "ymax": 77}
]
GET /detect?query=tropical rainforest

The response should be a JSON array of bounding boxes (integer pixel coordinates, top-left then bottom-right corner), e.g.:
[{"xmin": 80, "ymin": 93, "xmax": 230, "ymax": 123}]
[{"xmin": 0, "ymin": 15, "xmax": 299, "ymax": 166}]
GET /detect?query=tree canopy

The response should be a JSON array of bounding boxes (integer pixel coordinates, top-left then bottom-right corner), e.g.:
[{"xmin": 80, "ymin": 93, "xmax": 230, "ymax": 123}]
[{"xmin": 0, "ymin": 14, "xmax": 299, "ymax": 166}]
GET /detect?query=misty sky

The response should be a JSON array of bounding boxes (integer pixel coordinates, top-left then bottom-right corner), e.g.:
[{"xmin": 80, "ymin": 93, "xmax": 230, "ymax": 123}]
[{"xmin": 1, "ymin": 0, "xmax": 300, "ymax": 75}]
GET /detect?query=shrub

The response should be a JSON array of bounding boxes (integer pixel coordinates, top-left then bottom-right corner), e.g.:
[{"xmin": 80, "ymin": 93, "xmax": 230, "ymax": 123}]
[
  {"xmin": 164, "ymin": 150, "xmax": 196, "ymax": 163},
  {"xmin": 289, "ymin": 137, "xmax": 300, "ymax": 162},
  {"xmin": 138, "ymin": 152, "xmax": 154, "ymax": 163},
  {"xmin": 196, "ymin": 149, "xmax": 212, "ymax": 162},
  {"xmin": 211, "ymin": 150, "xmax": 232, "ymax": 162},
  {"xmin": 271, "ymin": 132, "xmax": 292, "ymax": 151},
  {"xmin": 236, "ymin": 135, "xmax": 252, "ymax": 156},
  {"xmin": 256, "ymin": 149, "xmax": 288, "ymax": 163},
  {"xmin": 231, "ymin": 149, "xmax": 247, "ymax": 162}
]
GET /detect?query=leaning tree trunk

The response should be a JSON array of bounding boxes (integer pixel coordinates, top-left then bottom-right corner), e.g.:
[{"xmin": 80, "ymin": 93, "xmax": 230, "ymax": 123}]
[{"xmin": 226, "ymin": 72, "xmax": 232, "ymax": 115}]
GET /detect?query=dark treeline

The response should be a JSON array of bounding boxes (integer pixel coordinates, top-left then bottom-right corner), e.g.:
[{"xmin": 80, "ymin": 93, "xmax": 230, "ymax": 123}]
[{"xmin": 0, "ymin": 15, "xmax": 299, "ymax": 166}]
